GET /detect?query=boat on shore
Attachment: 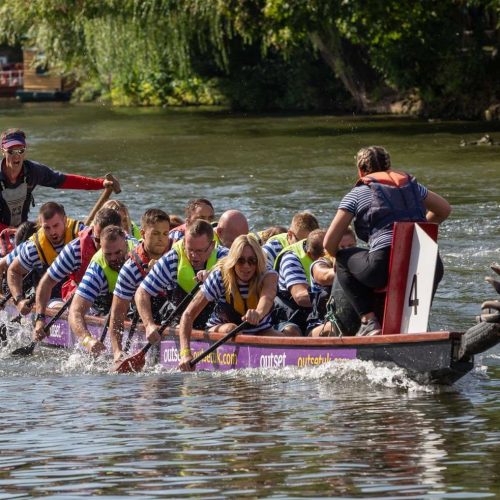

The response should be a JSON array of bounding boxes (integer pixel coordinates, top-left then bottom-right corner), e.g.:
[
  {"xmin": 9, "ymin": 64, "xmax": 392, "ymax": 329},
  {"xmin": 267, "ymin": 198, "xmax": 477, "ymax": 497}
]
[{"xmin": 2, "ymin": 300, "xmax": 499, "ymax": 385}]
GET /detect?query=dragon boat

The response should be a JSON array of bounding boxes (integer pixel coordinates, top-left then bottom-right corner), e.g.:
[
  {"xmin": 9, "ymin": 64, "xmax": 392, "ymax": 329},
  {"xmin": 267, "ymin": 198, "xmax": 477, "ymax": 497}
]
[
  {"xmin": 2, "ymin": 222, "xmax": 499, "ymax": 385},
  {"xmin": 2, "ymin": 300, "xmax": 499, "ymax": 385}
]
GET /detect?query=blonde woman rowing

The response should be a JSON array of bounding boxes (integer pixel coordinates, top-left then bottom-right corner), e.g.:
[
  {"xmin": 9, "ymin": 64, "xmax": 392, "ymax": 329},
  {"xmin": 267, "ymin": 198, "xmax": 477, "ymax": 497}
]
[{"xmin": 178, "ymin": 234, "xmax": 282, "ymax": 371}]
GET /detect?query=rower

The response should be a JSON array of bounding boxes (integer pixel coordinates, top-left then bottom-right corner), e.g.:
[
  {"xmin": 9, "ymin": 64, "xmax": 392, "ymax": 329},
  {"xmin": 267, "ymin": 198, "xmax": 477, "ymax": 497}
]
[
  {"xmin": 273, "ymin": 229, "xmax": 326, "ymax": 337},
  {"xmin": 135, "ymin": 219, "xmax": 228, "ymax": 345},
  {"xmin": 102, "ymin": 199, "xmax": 142, "ymax": 240},
  {"xmin": 0, "ymin": 128, "xmax": 117, "ymax": 232},
  {"xmin": 178, "ymin": 234, "xmax": 282, "ymax": 372},
  {"xmin": 7, "ymin": 202, "xmax": 84, "ymax": 316},
  {"xmin": 214, "ymin": 209, "xmax": 249, "ymax": 248},
  {"xmin": 169, "ymin": 198, "xmax": 215, "ymax": 243},
  {"xmin": 109, "ymin": 209, "xmax": 171, "ymax": 364},
  {"xmin": 68, "ymin": 225, "xmax": 135, "ymax": 356},
  {"xmin": 308, "ymin": 227, "xmax": 356, "ymax": 337},
  {"xmin": 32, "ymin": 207, "xmax": 123, "ymax": 341},
  {"xmin": 262, "ymin": 211, "xmax": 319, "ymax": 269},
  {"xmin": 0, "ymin": 221, "xmax": 36, "ymax": 294}
]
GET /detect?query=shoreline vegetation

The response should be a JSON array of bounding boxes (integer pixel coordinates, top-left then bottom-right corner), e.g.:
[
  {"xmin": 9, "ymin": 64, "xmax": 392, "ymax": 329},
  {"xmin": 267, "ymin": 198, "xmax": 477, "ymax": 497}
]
[{"xmin": 0, "ymin": 1, "xmax": 498, "ymax": 120}]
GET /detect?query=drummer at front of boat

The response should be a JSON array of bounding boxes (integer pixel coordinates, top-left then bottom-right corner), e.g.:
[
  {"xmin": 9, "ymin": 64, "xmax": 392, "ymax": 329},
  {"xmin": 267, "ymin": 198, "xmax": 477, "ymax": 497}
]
[
  {"xmin": 272, "ymin": 229, "xmax": 326, "ymax": 337},
  {"xmin": 178, "ymin": 234, "xmax": 283, "ymax": 371},
  {"xmin": 7, "ymin": 201, "xmax": 84, "ymax": 316},
  {"xmin": 68, "ymin": 225, "xmax": 135, "ymax": 356},
  {"xmin": 323, "ymin": 145, "xmax": 451, "ymax": 337},
  {"xmin": 109, "ymin": 208, "xmax": 171, "ymax": 364},
  {"xmin": 262, "ymin": 211, "xmax": 319, "ymax": 270},
  {"xmin": 308, "ymin": 227, "xmax": 357, "ymax": 337},
  {"xmin": 32, "ymin": 208, "xmax": 123, "ymax": 341},
  {"xmin": 0, "ymin": 128, "xmax": 116, "ymax": 232},
  {"xmin": 135, "ymin": 219, "xmax": 228, "ymax": 342},
  {"xmin": 169, "ymin": 198, "xmax": 215, "ymax": 244}
]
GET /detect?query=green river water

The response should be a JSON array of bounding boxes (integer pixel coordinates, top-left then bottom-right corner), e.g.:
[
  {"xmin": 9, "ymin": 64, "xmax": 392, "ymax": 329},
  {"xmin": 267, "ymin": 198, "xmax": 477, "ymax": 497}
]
[{"xmin": 0, "ymin": 103, "xmax": 499, "ymax": 498}]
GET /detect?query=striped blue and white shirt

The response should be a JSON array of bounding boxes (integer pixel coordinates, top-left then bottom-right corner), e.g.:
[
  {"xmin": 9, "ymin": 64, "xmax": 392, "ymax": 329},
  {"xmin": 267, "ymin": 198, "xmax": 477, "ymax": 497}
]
[
  {"xmin": 202, "ymin": 267, "xmax": 276, "ymax": 333},
  {"xmin": 339, "ymin": 183, "xmax": 428, "ymax": 252},
  {"xmin": 6, "ymin": 244, "xmax": 22, "ymax": 266},
  {"xmin": 47, "ymin": 237, "xmax": 81, "ymax": 282},
  {"xmin": 310, "ymin": 257, "xmax": 332, "ymax": 294},
  {"xmin": 169, "ymin": 229, "xmax": 184, "ymax": 243},
  {"xmin": 140, "ymin": 245, "xmax": 229, "ymax": 297},
  {"xmin": 114, "ymin": 258, "xmax": 146, "ymax": 301},
  {"xmin": 48, "ymin": 234, "xmax": 139, "ymax": 284},
  {"xmin": 75, "ymin": 261, "xmax": 109, "ymax": 304},
  {"xmin": 16, "ymin": 222, "xmax": 86, "ymax": 272},
  {"xmin": 277, "ymin": 252, "xmax": 308, "ymax": 292},
  {"xmin": 262, "ymin": 239, "xmax": 284, "ymax": 270}
]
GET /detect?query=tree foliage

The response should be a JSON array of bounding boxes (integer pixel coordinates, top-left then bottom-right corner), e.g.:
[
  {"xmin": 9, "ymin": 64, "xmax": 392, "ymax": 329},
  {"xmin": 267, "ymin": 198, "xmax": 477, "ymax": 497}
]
[{"xmin": 0, "ymin": 0, "xmax": 498, "ymax": 116}]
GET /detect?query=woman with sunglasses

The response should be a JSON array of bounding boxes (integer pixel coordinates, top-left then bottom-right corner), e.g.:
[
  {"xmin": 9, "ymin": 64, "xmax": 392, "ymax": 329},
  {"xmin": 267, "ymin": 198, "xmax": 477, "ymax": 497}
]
[
  {"xmin": 178, "ymin": 234, "xmax": 282, "ymax": 371},
  {"xmin": 0, "ymin": 128, "xmax": 117, "ymax": 231}
]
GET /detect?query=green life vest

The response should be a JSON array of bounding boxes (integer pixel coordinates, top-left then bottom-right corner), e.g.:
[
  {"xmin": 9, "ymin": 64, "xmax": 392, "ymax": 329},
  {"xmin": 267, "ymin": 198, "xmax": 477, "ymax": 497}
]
[
  {"xmin": 131, "ymin": 221, "xmax": 142, "ymax": 241},
  {"xmin": 267, "ymin": 232, "xmax": 289, "ymax": 249},
  {"xmin": 90, "ymin": 239, "xmax": 136, "ymax": 293},
  {"xmin": 274, "ymin": 239, "xmax": 313, "ymax": 286},
  {"xmin": 172, "ymin": 239, "xmax": 218, "ymax": 293}
]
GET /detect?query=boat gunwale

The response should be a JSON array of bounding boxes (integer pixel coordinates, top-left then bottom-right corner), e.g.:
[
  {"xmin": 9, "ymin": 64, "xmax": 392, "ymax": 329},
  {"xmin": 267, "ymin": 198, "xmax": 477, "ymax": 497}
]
[{"xmin": 28, "ymin": 298, "xmax": 463, "ymax": 348}]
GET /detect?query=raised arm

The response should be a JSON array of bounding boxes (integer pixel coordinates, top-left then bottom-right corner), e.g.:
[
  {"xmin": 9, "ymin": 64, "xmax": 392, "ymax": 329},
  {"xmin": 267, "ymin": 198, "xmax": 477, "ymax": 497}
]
[
  {"xmin": 424, "ymin": 190, "xmax": 452, "ymax": 224},
  {"xmin": 323, "ymin": 209, "xmax": 354, "ymax": 257}
]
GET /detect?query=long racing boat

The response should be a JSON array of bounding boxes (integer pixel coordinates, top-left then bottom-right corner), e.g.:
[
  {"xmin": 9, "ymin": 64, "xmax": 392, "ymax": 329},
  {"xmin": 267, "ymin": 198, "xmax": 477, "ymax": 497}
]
[{"xmin": 2, "ymin": 300, "xmax": 499, "ymax": 385}]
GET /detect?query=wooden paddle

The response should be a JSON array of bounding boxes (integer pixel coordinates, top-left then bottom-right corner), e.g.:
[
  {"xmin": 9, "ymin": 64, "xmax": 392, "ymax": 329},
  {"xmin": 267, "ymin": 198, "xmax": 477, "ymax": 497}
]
[
  {"xmin": 11, "ymin": 295, "xmax": 75, "ymax": 356},
  {"xmin": 189, "ymin": 321, "xmax": 249, "ymax": 367},
  {"xmin": 115, "ymin": 282, "xmax": 201, "ymax": 373},
  {"xmin": 85, "ymin": 173, "xmax": 121, "ymax": 226},
  {"xmin": 99, "ymin": 311, "xmax": 112, "ymax": 343},
  {"xmin": 123, "ymin": 310, "xmax": 140, "ymax": 353}
]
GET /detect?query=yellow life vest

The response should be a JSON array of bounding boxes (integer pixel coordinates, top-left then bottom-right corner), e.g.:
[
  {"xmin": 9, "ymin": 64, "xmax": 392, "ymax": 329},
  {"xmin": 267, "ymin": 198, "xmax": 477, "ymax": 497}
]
[
  {"xmin": 224, "ymin": 281, "xmax": 259, "ymax": 316},
  {"xmin": 31, "ymin": 218, "xmax": 80, "ymax": 267},
  {"xmin": 274, "ymin": 239, "xmax": 313, "ymax": 286},
  {"xmin": 172, "ymin": 240, "xmax": 218, "ymax": 293},
  {"xmin": 90, "ymin": 239, "xmax": 136, "ymax": 293}
]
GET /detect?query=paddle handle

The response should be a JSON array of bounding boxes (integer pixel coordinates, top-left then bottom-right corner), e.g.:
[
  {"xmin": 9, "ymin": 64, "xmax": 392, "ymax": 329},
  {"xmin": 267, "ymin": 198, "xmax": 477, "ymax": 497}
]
[
  {"xmin": 43, "ymin": 295, "xmax": 74, "ymax": 333},
  {"xmin": 84, "ymin": 173, "xmax": 121, "ymax": 226},
  {"xmin": 158, "ymin": 282, "xmax": 201, "ymax": 336},
  {"xmin": 189, "ymin": 321, "xmax": 249, "ymax": 367},
  {"xmin": 100, "ymin": 312, "xmax": 112, "ymax": 343},
  {"xmin": 124, "ymin": 310, "xmax": 140, "ymax": 353}
]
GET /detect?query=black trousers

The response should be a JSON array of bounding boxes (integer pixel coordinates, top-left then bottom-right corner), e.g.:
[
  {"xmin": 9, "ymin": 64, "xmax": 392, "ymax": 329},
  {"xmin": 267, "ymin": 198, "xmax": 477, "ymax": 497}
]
[{"xmin": 335, "ymin": 246, "xmax": 444, "ymax": 318}]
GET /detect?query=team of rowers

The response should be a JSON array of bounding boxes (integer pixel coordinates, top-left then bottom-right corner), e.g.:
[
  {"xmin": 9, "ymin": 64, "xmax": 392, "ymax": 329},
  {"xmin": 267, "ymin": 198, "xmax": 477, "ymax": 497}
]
[{"xmin": 0, "ymin": 128, "xmax": 452, "ymax": 371}]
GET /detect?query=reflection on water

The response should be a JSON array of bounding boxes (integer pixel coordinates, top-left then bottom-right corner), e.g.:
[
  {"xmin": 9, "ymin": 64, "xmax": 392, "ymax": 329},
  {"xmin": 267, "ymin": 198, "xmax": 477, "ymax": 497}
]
[
  {"xmin": 0, "ymin": 105, "xmax": 499, "ymax": 497},
  {"xmin": 0, "ymin": 361, "xmax": 499, "ymax": 497}
]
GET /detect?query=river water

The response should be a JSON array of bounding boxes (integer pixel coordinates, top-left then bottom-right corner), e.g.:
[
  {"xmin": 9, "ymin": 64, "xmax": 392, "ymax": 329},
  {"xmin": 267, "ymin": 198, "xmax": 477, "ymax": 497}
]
[{"xmin": 0, "ymin": 103, "xmax": 499, "ymax": 498}]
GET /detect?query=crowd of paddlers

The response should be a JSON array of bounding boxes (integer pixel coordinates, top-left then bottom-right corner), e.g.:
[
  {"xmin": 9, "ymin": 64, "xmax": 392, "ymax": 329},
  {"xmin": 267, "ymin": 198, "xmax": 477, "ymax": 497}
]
[{"xmin": 3, "ymin": 127, "xmax": 498, "ymax": 373}]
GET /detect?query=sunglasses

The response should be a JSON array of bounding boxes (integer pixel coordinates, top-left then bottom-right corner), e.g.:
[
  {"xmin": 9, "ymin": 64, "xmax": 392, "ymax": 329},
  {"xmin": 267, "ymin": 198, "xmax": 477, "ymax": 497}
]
[
  {"xmin": 236, "ymin": 256, "xmax": 258, "ymax": 266},
  {"xmin": 4, "ymin": 148, "xmax": 26, "ymax": 156}
]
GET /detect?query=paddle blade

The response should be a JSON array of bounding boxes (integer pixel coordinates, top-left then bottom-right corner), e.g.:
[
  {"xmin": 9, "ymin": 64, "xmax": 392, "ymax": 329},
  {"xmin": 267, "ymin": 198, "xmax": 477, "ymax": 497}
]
[
  {"xmin": 11, "ymin": 341, "xmax": 36, "ymax": 357},
  {"xmin": 115, "ymin": 351, "xmax": 146, "ymax": 373}
]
